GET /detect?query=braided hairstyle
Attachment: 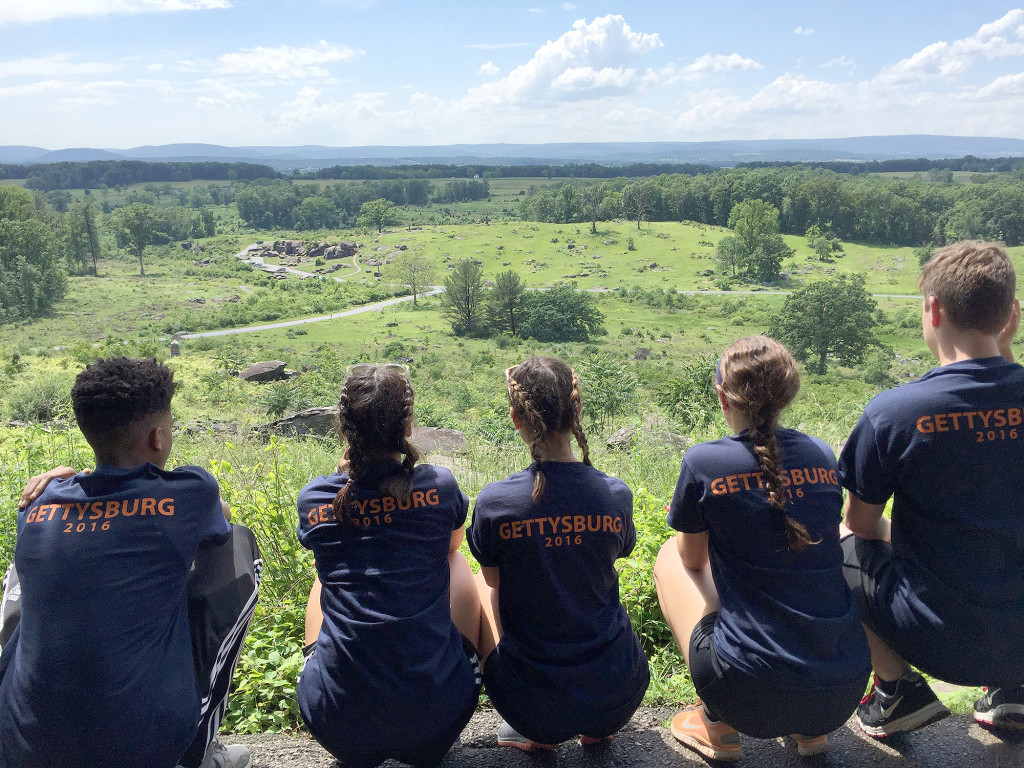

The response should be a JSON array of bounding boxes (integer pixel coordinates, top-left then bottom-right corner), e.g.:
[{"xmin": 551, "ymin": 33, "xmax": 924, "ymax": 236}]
[
  {"xmin": 506, "ymin": 357, "xmax": 591, "ymax": 503},
  {"xmin": 718, "ymin": 336, "xmax": 816, "ymax": 552},
  {"xmin": 332, "ymin": 365, "xmax": 419, "ymax": 527}
]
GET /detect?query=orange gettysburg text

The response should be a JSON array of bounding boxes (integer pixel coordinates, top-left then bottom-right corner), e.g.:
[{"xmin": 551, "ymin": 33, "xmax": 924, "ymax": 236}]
[
  {"xmin": 916, "ymin": 408, "xmax": 1022, "ymax": 433},
  {"xmin": 25, "ymin": 498, "xmax": 175, "ymax": 524},
  {"xmin": 498, "ymin": 514, "xmax": 623, "ymax": 540},
  {"xmin": 307, "ymin": 488, "xmax": 441, "ymax": 526},
  {"xmin": 710, "ymin": 467, "xmax": 839, "ymax": 496}
]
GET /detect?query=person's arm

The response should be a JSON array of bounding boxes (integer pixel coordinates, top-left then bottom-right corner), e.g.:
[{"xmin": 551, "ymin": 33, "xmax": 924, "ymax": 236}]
[
  {"xmin": 844, "ymin": 492, "xmax": 890, "ymax": 541},
  {"xmin": 481, "ymin": 565, "xmax": 500, "ymax": 589},
  {"xmin": 450, "ymin": 525, "xmax": 465, "ymax": 554},
  {"xmin": 18, "ymin": 466, "xmax": 80, "ymax": 508},
  {"xmin": 678, "ymin": 530, "xmax": 710, "ymax": 570},
  {"xmin": 998, "ymin": 297, "xmax": 1020, "ymax": 363},
  {"xmin": 220, "ymin": 498, "xmax": 232, "ymax": 522}
]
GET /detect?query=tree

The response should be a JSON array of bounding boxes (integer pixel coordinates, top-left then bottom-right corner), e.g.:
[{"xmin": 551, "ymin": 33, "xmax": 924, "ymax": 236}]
[
  {"xmin": 0, "ymin": 218, "xmax": 67, "ymax": 323},
  {"xmin": 110, "ymin": 203, "xmax": 156, "ymax": 276},
  {"xmin": 442, "ymin": 259, "xmax": 485, "ymax": 335},
  {"xmin": 715, "ymin": 199, "xmax": 793, "ymax": 282},
  {"xmin": 769, "ymin": 274, "xmax": 879, "ymax": 374},
  {"xmin": 520, "ymin": 283, "xmax": 606, "ymax": 342},
  {"xmin": 392, "ymin": 251, "xmax": 436, "ymax": 306},
  {"xmin": 67, "ymin": 201, "xmax": 101, "ymax": 275},
  {"xmin": 582, "ymin": 182, "xmax": 606, "ymax": 235},
  {"xmin": 358, "ymin": 198, "xmax": 398, "ymax": 233},
  {"xmin": 621, "ymin": 180, "xmax": 656, "ymax": 230},
  {"xmin": 487, "ymin": 270, "xmax": 525, "ymax": 336},
  {"xmin": 295, "ymin": 196, "xmax": 339, "ymax": 230}
]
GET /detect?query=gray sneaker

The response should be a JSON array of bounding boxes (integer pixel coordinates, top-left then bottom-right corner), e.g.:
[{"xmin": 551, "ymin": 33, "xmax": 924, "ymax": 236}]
[
  {"xmin": 178, "ymin": 737, "xmax": 252, "ymax": 768},
  {"xmin": 496, "ymin": 721, "xmax": 557, "ymax": 752}
]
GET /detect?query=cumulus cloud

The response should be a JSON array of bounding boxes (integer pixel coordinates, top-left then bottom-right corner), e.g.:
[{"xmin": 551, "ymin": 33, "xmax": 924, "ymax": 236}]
[
  {"xmin": 877, "ymin": 8, "xmax": 1024, "ymax": 84},
  {"xmin": 466, "ymin": 42, "xmax": 531, "ymax": 50},
  {"xmin": 465, "ymin": 14, "xmax": 662, "ymax": 105},
  {"xmin": 0, "ymin": 0, "xmax": 229, "ymax": 25},
  {"xmin": 478, "ymin": 61, "xmax": 501, "ymax": 77},
  {"xmin": 215, "ymin": 40, "xmax": 359, "ymax": 79},
  {"xmin": 682, "ymin": 53, "xmax": 762, "ymax": 80},
  {"xmin": 821, "ymin": 55, "xmax": 855, "ymax": 71},
  {"xmin": 794, "ymin": 26, "xmax": 814, "ymax": 36},
  {"xmin": 562, "ymin": 2, "xmax": 578, "ymax": 9}
]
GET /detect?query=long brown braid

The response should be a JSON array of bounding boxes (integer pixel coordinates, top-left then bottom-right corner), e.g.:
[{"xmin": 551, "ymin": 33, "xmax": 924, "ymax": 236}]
[
  {"xmin": 718, "ymin": 336, "xmax": 816, "ymax": 552},
  {"xmin": 507, "ymin": 357, "xmax": 591, "ymax": 503},
  {"xmin": 332, "ymin": 365, "xmax": 419, "ymax": 527}
]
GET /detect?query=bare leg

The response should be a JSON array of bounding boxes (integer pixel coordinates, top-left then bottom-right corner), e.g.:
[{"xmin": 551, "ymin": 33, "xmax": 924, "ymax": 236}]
[
  {"xmin": 474, "ymin": 570, "xmax": 502, "ymax": 664},
  {"xmin": 449, "ymin": 550, "xmax": 482, "ymax": 651},
  {"xmin": 863, "ymin": 624, "xmax": 912, "ymax": 681},
  {"xmin": 304, "ymin": 576, "xmax": 323, "ymax": 647},
  {"xmin": 653, "ymin": 539, "xmax": 719, "ymax": 667}
]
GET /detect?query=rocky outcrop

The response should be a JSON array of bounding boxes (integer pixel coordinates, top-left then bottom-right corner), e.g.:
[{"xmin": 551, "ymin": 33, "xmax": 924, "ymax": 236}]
[
  {"xmin": 259, "ymin": 406, "xmax": 339, "ymax": 439},
  {"xmin": 239, "ymin": 361, "xmax": 288, "ymax": 383},
  {"xmin": 410, "ymin": 427, "xmax": 467, "ymax": 456},
  {"xmin": 606, "ymin": 425, "xmax": 693, "ymax": 454}
]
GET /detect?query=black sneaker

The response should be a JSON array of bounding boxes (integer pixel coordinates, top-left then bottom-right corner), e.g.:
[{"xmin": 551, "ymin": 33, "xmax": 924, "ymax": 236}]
[
  {"xmin": 856, "ymin": 673, "xmax": 950, "ymax": 737},
  {"xmin": 974, "ymin": 686, "xmax": 1024, "ymax": 730}
]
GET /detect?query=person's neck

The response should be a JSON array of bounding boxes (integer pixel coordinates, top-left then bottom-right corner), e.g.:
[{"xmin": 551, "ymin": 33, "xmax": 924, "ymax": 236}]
[
  {"xmin": 931, "ymin": 328, "xmax": 1002, "ymax": 366},
  {"xmin": 533, "ymin": 432, "xmax": 579, "ymax": 463}
]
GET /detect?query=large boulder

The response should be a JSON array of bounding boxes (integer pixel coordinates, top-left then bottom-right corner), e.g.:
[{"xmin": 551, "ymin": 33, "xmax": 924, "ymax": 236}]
[
  {"xmin": 606, "ymin": 425, "xmax": 693, "ymax": 454},
  {"xmin": 239, "ymin": 361, "xmax": 287, "ymax": 383},
  {"xmin": 411, "ymin": 427, "xmax": 467, "ymax": 456},
  {"xmin": 260, "ymin": 406, "xmax": 339, "ymax": 439}
]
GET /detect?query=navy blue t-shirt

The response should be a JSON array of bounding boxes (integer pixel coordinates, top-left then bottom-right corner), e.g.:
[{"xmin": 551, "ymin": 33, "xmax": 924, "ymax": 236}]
[
  {"xmin": 839, "ymin": 357, "xmax": 1024, "ymax": 617},
  {"xmin": 296, "ymin": 463, "xmax": 478, "ymax": 753},
  {"xmin": 668, "ymin": 429, "xmax": 870, "ymax": 688},
  {"xmin": 0, "ymin": 463, "xmax": 230, "ymax": 768},
  {"xmin": 467, "ymin": 462, "xmax": 649, "ymax": 710}
]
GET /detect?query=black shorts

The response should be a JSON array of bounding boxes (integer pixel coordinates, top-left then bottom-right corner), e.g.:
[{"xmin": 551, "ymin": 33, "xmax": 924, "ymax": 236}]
[
  {"xmin": 841, "ymin": 535, "xmax": 1024, "ymax": 687},
  {"xmin": 689, "ymin": 613, "xmax": 867, "ymax": 739},
  {"xmin": 482, "ymin": 645, "xmax": 648, "ymax": 744},
  {"xmin": 303, "ymin": 635, "xmax": 481, "ymax": 768}
]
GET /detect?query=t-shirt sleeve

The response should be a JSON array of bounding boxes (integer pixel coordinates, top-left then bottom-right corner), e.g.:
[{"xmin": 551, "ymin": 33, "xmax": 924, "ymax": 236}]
[
  {"xmin": 666, "ymin": 458, "xmax": 707, "ymax": 534},
  {"xmin": 838, "ymin": 410, "xmax": 895, "ymax": 505},
  {"xmin": 466, "ymin": 495, "xmax": 499, "ymax": 568},
  {"xmin": 438, "ymin": 468, "xmax": 469, "ymax": 530},
  {"xmin": 296, "ymin": 475, "xmax": 340, "ymax": 550},
  {"xmin": 617, "ymin": 482, "xmax": 637, "ymax": 558}
]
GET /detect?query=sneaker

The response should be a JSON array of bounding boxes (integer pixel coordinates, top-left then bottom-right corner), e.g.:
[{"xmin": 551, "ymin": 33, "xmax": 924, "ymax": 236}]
[
  {"xmin": 974, "ymin": 686, "xmax": 1024, "ymax": 730},
  {"xmin": 579, "ymin": 734, "xmax": 613, "ymax": 745},
  {"xmin": 496, "ymin": 721, "xmax": 558, "ymax": 752},
  {"xmin": 856, "ymin": 673, "xmax": 950, "ymax": 737},
  {"xmin": 670, "ymin": 704, "xmax": 744, "ymax": 762},
  {"xmin": 178, "ymin": 737, "xmax": 252, "ymax": 768},
  {"xmin": 791, "ymin": 734, "xmax": 831, "ymax": 757}
]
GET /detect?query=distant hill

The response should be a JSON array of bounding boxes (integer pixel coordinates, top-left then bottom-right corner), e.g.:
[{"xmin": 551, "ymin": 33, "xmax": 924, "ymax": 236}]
[{"xmin": 3, "ymin": 136, "xmax": 1024, "ymax": 170}]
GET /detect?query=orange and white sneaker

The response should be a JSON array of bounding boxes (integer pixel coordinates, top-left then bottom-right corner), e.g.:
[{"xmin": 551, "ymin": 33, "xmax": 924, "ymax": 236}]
[
  {"xmin": 670, "ymin": 704, "xmax": 744, "ymax": 762},
  {"xmin": 791, "ymin": 734, "xmax": 831, "ymax": 757}
]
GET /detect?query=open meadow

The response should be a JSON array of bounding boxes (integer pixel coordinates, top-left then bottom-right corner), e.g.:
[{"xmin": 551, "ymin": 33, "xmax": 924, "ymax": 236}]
[{"xmin": 3, "ymin": 214, "xmax": 1019, "ymax": 731}]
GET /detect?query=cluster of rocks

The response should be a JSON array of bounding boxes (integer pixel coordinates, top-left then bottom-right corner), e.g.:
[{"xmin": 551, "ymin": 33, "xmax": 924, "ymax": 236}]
[
  {"xmin": 606, "ymin": 415, "xmax": 694, "ymax": 455},
  {"xmin": 237, "ymin": 361, "xmax": 298, "ymax": 383}
]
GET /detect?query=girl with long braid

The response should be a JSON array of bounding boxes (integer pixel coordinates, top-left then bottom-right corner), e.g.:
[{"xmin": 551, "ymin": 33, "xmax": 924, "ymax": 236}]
[
  {"xmin": 296, "ymin": 364, "xmax": 482, "ymax": 768},
  {"xmin": 468, "ymin": 356, "xmax": 650, "ymax": 751},
  {"xmin": 654, "ymin": 336, "xmax": 870, "ymax": 761}
]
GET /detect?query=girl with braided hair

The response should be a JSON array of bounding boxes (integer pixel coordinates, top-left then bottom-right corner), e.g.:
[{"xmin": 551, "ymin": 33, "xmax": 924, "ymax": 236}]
[
  {"xmin": 654, "ymin": 336, "xmax": 870, "ymax": 762},
  {"xmin": 467, "ymin": 356, "xmax": 650, "ymax": 751},
  {"xmin": 296, "ymin": 364, "xmax": 482, "ymax": 768}
]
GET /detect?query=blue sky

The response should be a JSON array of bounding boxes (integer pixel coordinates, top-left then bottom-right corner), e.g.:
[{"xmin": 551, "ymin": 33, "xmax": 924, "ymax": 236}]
[{"xmin": 1, "ymin": 1, "xmax": 1023, "ymax": 149}]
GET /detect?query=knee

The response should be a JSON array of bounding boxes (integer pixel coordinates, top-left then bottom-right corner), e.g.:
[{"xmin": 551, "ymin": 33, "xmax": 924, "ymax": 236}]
[{"xmin": 653, "ymin": 538, "xmax": 680, "ymax": 586}]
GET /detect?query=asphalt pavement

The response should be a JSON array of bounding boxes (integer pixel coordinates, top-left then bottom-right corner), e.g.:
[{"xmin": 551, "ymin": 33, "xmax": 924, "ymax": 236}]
[{"xmin": 233, "ymin": 707, "xmax": 1024, "ymax": 768}]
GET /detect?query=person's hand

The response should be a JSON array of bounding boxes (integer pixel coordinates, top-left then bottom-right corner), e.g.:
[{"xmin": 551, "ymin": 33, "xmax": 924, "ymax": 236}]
[
  {"xmin": 19, "ymin": 466, "xmax": 82, "ymax": 508},
  {"xmin": 998, "ymin": 297, "xmax": 1020, "ymax": 362}
]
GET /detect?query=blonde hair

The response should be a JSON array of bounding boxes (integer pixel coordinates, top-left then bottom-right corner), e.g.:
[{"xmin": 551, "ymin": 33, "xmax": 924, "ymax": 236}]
[{"xmin": 718, "ymin": 336, "xmax": 815, "ymax": 551}]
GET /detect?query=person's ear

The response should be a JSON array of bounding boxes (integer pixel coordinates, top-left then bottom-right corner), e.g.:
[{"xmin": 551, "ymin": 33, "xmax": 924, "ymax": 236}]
[
  {"xmin": 715, "ymin": 384, "xmax": 729, "ymax": 411},
  {"xmin": 404, "ymin": 418, "xmax": 413, "ymax": 438},
  {"xmin": 148, "ymin": 423, "xmax": 168, "ymax": 455},
  {"xmin": 927, "ymin": 295, "xmax": 942, "ymax": 328},
  {"xmin": 509, "ymin": 405, "xmax": 523, "ymax": 430}
]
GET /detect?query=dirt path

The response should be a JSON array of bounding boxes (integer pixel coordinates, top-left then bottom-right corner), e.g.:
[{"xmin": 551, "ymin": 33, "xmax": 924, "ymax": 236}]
[{"xmin": 230, "ymin": 710, "xmax": 1024, "ymax": 768}]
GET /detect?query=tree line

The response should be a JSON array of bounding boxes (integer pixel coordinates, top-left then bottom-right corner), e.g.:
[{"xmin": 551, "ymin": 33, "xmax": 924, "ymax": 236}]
[
  {"xmin": 518, "ymin": 166, "xmax": 1024, "ymax": 246},
  {"xmin": 0, "ymin": 161, "xmax": 280, "ymax": 191}
]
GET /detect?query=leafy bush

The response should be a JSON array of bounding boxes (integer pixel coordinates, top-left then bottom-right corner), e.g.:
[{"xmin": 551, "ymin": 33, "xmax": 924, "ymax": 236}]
[{"xmin": 5, "ymin": 372, "xmax": 76, "ymax": 423}]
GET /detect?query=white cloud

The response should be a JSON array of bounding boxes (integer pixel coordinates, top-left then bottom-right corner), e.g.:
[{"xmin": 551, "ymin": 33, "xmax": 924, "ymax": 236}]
[
  {"xmin": 562, "ymin": 2, "xmax": 578, "ymax": 9},
  {"xmin": 0, "ymin": 0, "xmax": 230, "ymax": 25},
  {"xmin": 466, "ymin": 42, "xmax": 532, "ymax": 50},
  {"xmin": 215, "ymin": 40, "xmax": 359, "ymax": 79},
  {"xmin": 0, "ymin": 54, "xmax": 121, "ymax": 78},
  {"xmin": 527, "ymin": 8, "xmax": 545, "ymax": 14},
  {"xmin": 465, "ymin": 14, "xmax": 663, "ymax": 105},
  {"xmin": 820, "ymin": 55, "xmax": 855, "ymax": 71},
  {"xmin": 877, "ymin": 9, "xmax": 1024, "ymax": 85},
  {"xmin": 682, "ymin": 53, "xmax": 762, "ymax": 80},
  {"xmin": 794, "ymin": 26, "xmax": 814, "ymax": 36},
  {"xmin": 478, "ymin": 61, "xmax": 501, "ymax": 77}
]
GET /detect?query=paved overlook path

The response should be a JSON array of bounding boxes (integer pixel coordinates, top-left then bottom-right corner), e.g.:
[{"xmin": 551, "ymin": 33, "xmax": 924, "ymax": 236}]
[
  {"xmin": 181, "ymin": 245, "xmax": 919, "ymax": 340},
  {"xmin": 231, "ymin": 710, "xmax": 1024, "ymax": 768}
]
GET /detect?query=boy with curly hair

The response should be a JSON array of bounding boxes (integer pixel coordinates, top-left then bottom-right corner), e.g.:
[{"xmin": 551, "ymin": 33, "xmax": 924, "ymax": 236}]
[
  {"xmin": 840, "ymin": 240, "xmax": 1024, "ymax": 737},
  {"xmin": 0, "ymin": 357, "xmax": 261, "ymax": 768}
]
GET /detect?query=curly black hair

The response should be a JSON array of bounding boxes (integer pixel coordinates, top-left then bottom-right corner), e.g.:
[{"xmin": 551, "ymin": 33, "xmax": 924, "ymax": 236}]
[{"xmin": 71, "ymin": 357, "xmax": 176, "ymax": 449}]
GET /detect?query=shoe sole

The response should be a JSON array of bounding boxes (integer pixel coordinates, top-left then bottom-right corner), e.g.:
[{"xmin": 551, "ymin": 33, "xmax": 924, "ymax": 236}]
[
  {"xmin": 975, "ymin": 704, "xmax": 1024, "ymax": 730},
  {"xmin": 793, "ymin": 738, "xmax": 831, "ymax": 757},
  {"xmin": 497, "ymin": 738, "xmax": 558, "ymax": 752},
  {"xmin": 670, "ymin": 723, "xmax": 744, "ymax": 762},
  {"xmin": 858, "ymin": 701, "xmax": 950, "ymax": 738}
]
